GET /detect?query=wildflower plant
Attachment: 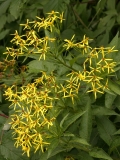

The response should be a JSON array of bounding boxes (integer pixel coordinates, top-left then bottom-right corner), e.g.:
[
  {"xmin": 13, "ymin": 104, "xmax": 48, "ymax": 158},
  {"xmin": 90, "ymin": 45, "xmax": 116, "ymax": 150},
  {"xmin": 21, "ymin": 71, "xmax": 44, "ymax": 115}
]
[{"xmin": 1, "ymin": 10, "xmax": 120, "ymax": 160}]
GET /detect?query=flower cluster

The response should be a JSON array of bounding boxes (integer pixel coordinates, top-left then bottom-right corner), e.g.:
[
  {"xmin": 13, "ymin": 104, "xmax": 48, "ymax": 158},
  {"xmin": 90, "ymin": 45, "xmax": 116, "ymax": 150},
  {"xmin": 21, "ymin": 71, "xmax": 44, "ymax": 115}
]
[
  {"xmin": 58, "ymin": 71, "xmax": 85, "ymax": 104},
  {"xmin": 4, "ymin": 11, "xmax": 64, "ymax": 61},
  {"xmin": 63, "ymin": 36, "xmax": 117, "ymax": 99},
  {"xmin": 4, "ymin": 72, "xmax": 58, "ymax": 157},
  {"xmin": 3, "ymin": 11, "xmax": 118, "ymax": 157}
]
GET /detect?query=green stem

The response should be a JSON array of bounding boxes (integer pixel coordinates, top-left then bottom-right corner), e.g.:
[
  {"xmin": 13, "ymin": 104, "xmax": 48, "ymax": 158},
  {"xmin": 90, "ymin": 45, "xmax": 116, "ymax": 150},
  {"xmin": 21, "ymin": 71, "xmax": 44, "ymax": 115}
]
[
  {"xmin": 52, "ymin": 53, "xmax": 78, "ymax": 72},
  {"xmin": 71, "ymin": 5, "xmax": 88, "ymax": 29},
  {"xmin": 88, "ymin": 8, "xmax": 100, "ymax": 29}
]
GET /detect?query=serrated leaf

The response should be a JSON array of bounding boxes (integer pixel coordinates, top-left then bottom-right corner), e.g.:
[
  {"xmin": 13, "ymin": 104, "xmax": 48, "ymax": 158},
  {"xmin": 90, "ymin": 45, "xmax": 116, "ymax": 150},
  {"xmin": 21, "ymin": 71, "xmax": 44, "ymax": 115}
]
[
  {"xmin": 0, "ymin": 0, "xmax": 11, "ymax": 16},
  {"xmin": 110, "ymin": 137, "xmax": 120, "ymax": 153},
  {"xmin": 0, "ymin": 29, "xmax": 10, "ymax": 40},
  {"xmin": 79, "ymin": 98, "xmax": 92, "ymax": 141},
  {"xmin": 108, "ymin": 79, "xmax": 120, "ymax": 95},
  {"xmin": 92, "ymin": 106, "xmax": 118, "ymax": 116},
  {"xmin": 89, "ymin": 148, "xmax": 113, "ymax": 160},
  {"xmin": 62, "ymin": 110, "xmax": 86, "ymax": 131},
  {"xmin": 105, "ymin": 93, "xmax": 117, "ymax": 109},
  {"xmin": 96, "ymin": 116, "xmax": 116, "ymax": 146}
]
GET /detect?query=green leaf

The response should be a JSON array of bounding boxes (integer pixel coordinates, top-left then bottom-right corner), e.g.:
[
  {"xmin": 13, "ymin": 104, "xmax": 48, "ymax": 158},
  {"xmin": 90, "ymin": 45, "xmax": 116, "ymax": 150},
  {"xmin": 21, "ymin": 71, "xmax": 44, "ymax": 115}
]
[
  {"xmin": 92, "ymin": 106, "xmax": 118, "ymax": 116},
  {"xmin": 114, "ymin": 65, "xmax": 120, "ymax": 72},
  {"xmin": 89, "ymin": 147, "xmax": 113, "ymax": 160},
  {"xmin": 28, "ymin": 60, "xmax": 57, "ymax": 74},
  {"xmin": 0, "ymin": 132, "xmax": 28, "ymax": 160},
  {"xmin": 28, "ymin": 60, "xmax": 46, "ymax": 73},
  {"xmin": 105, "ymin": 93, "xmax": 117, "ymax": 109},
  {"xmin": 96, "ymin": 0, "xmax": 107, "ymax": 11},
  {"xmin": 0, "ymin": 0, "xmax": 11, "ymax": 16},
  {"xmin": 0, "ymin": 29, "xmax": 10, "ymax": 40},
  {"xmin": 98, "ymin": 31, "xmax": 109, "ymax": 46},
  {"xmin": 61, "ymin": 29, "xmax": 75, "ymax": 40},
  {"xmin": 107, "ymin": 0, "xmax": 115, "ymax": 10},
  {"xmin": 110, "ymin": 137, "xmax": 120, "ymax": 153},
  {"xmin": 117, "ymin": 13, "xmax": 120, "ymax": 24},
  {"xmin": 105, "ymin": 9, "xmax": 117, "ymax": 16},
  {"xmin": 45, "ymin": 146, "xmax": 66, "ymax": 159},
  {"xmin": 0, "ymin": 15, "xmax": 7, "ymax": 31},
  {"xmin": 77, "ymin": 151, "xmax": 94, "ymax": 160},
  {"xmin": 61, "ymin": 110, "xmax": 86, "ymax": 131},
  {"xmin": 47, "ymin": 138, "xmax": 59, "ymax": 158},
  {"xmin": 108, "ymin": 79, "xmax": 120, "ymax": 95},
  {"xmin": 7, "ymin": 14, "xmax": 15, "ymax": 23},
  {"xmin": 96, "ymin": 116, "xmax": 116, "ymax": 146},
  {"xmin": 108, "ymin": 31, "xmax": 119, "ymax": 49},
  {"xmin": 94, "ymin": 27, "xmax": 106, "ymax": 37},
  {"xmin": 113, "ymin": 129, "xmax": 120, "ymax": 135},
  {"xmin": 79, "ymin": 98, "xmax": 92, "ymax": 141},
  {"xmin": 9, "ymin": 0, "xmax": 22, "ymax": 19},
  {"xmin": 70, "ymin": 137, "xmax": 90, "ymax": 146},
  {"xmin": 106, "ymin": 17, "xmax": 116, "ymax": 31},
  {"xmin": 98, "ymin": 16, "xmax": 112, "ymax": 28},
  {"xmin": 43, "ymin": 0, "xmax": 69, "ymax": 13}
]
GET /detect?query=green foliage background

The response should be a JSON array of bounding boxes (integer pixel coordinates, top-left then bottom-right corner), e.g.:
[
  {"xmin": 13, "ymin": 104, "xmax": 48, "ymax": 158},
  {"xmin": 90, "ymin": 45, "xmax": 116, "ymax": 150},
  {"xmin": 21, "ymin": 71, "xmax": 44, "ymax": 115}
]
[{"xmin": 0, "ymin": 0, "xmax": 120, "ymax": 160}]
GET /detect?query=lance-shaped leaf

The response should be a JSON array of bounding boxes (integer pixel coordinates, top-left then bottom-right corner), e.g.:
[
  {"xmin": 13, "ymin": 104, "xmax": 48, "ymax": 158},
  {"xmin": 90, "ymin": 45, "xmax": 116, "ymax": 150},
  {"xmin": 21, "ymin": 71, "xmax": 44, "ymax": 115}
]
[
  {"xmin": 92, "ymin": 106, "xmax": 118, "ymax": 116},
  {"xmin": 89, "ymin": 147, "xmax": 112, "ymax": 160},
  {"xmin": 105, "ymin": 93, "xmax": 117, "ymax": 109},
  {"xmin": 79, "ymin": 97, "xmax": 92, "ymax": 141},
  {"xmin": 96, "ymin": 116, "xmax": 116, "ymax": 146},
  {"xmin": 61, "ymin": 110, "xmax": 86, "ymax": 131},
  {"xmin": 108, "ymin": 79, "xmax": 120, "ymax": 95},
  {"xmin": 109, "ymin": 137, "xmax": 120, "ymax": 153}
]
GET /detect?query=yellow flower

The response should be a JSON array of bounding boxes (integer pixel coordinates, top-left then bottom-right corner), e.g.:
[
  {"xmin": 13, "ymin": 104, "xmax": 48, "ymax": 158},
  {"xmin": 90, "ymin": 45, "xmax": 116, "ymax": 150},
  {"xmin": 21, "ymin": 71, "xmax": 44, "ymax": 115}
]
[
  {"xmin": 22, "ymin": 145, "xmax": 30, "ymax": 157},
  {"xmin": 87, "ymin": 83, "xmax": 104, "ymax": 99},
  {"xmin": 84, "ymin": 73, "xmax": 103, "ymax": 84},
  {"xmin": 20, "ymin": 19, "xmax": 31, "ymax": 30},
  {"xmin": 63, "ymin": 35, "xmax": 76, "ymax": 50},
  {"xmin": 104, "ymin": 62, "xmax": 116, "ymax": 73}
]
